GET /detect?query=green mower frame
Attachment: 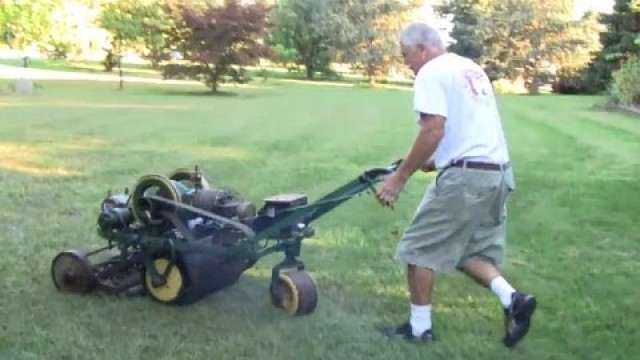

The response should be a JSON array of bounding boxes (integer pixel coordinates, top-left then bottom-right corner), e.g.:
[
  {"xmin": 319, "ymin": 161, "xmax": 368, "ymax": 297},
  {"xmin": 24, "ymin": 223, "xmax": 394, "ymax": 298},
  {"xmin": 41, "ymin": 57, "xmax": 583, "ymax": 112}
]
[{"xmin": 51, "ymin": 159, "xmax": 400, "ymax": 316}]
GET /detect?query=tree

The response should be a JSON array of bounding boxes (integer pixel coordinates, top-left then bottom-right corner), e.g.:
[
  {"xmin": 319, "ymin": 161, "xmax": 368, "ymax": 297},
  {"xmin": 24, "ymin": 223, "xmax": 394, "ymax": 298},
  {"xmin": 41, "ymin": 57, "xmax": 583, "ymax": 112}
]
[
  {"xmin": 608, "ymin": 0, "xmax": 640, "ymax": 104},
  {"xmin": 439, "ymin": 0, "xmax": 603, "ymax": 94},
  {"xmin": 46, "ymin": 2, "xmax": 91, "ymax": 59},
  {"xmin": 470, "ymin": 0, "xmax": 601, "ymax": 94},
  {"xmin": 435, "ymin": 0, "xmax": 491, "ymax": 60},
  {"xmin": 601, "ymin": 0, "xmax": 640, "ymax": 62},
  {"xmin": 98, "ymin": 0, "xmax": 144, "ymax": 72},
  {"xmin": 635, "ymin": 0, "xmax": 640, "ymax": 46},
  {"xmin": 98, "ymin": 0, "xmax": 171, "ymax": 71},
  {"xmin": 161, "ymin": 0, "xmax": 209, "ymax": 59},
  {"xmin": 270, "ymin": 0, "xmax": 349, "ymax": 79},
  {"xmin": 0, "ymin": 0, "xmax": 59, "ymax": 51},
  {"xmin": 583, "ymin": 0, "xmax": 640, "ymax": 93},
  {"xmin": 553, "ymin": 10, "xmax": 603, "ymax": 93},
  {"xmin": 341, "ymin": 0, "xmax": 419, "ymax": 85},
  {"xmin": 172, "ymin": 0, "xmax": 272, "ymax": 92},
  {"xmin": 135, "ymin": 2, "xmax": 173, "ymax": 68},
  {"xmin": 610, "ymin": 53, "xmax": 640, "ymax": 105}
]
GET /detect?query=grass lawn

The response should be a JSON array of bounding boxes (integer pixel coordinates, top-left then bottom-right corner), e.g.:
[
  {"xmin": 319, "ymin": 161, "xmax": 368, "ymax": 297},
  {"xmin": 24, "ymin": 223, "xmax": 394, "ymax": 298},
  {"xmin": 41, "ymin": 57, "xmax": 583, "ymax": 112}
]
[
  {"xmin": 0, "ymin": 58, "xmax": 413, "ymax": 87},
  {"xmin": 1, "ymin": 79, "xmax": 639, "ymax": 360},
  {"xmin": 0, "ymin": 58, "xmax": 161, "ymax": 79}
]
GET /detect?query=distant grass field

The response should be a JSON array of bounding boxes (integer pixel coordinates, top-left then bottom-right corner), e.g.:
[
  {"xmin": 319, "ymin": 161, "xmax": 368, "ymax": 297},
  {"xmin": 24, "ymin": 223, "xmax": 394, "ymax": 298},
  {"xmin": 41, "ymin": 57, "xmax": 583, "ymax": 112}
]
[
  {"xmin": 0, "ymin": 58, "xmax": 159, "ymax": 78},
  {"xmin": 0, "ymin": 58, "xmax": 413, "ymax": 87},
  {"xmin": 1, "ymin": 79, "xmax": 639, "ymax": 360}
]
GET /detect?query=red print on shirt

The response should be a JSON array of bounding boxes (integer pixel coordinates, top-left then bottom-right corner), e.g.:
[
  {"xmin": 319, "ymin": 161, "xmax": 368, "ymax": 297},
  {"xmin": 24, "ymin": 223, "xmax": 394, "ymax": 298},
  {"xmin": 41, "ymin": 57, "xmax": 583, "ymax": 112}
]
[{"xmin": 464, "ymin": 69, "xmax": 488, "ymax": 98}]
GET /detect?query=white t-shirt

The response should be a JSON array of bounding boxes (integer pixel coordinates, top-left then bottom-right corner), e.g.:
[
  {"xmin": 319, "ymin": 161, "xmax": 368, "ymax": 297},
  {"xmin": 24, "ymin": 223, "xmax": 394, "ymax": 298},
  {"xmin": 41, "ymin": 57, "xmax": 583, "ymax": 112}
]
[{"xmin": 413, "ymin": 52, "xmax": 510, "ymax": 169}]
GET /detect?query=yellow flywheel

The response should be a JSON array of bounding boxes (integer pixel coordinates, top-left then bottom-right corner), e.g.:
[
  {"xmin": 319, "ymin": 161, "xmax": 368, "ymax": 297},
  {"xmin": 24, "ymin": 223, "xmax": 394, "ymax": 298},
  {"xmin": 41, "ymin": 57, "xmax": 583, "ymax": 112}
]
[
  {"xmin": 144, "ymin": 258, "xmax": 184, "ymax": 304},
  {"xmin": 168, "ymin": 167, "xmax": 211, "ymax": 190},
  {"xmin": 130, "ymin": 174, "xmax": 181, "ymax": 225}
]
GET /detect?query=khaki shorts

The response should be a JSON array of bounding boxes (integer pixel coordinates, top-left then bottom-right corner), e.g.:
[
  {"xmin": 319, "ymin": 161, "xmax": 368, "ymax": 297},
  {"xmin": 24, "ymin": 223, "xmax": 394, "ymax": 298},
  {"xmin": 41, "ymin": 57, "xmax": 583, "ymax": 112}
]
[{"xmin": 395, "ymin": 165, "xmax": 515, "ymax": 273}]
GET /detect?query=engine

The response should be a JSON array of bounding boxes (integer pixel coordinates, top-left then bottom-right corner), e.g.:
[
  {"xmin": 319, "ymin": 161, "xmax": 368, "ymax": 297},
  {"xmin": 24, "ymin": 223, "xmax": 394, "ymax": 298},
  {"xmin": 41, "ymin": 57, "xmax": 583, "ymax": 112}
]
[
  {"xmin": 86, "ymin": 167, "xmax": 265, "ymax": 305},
  {"xmin": 184, "ymin": 187, "xmax": 257, "ymax": 222},
  {"xmin": 97, "ymin": 168, "xmax": 257, "ymax": 236}
]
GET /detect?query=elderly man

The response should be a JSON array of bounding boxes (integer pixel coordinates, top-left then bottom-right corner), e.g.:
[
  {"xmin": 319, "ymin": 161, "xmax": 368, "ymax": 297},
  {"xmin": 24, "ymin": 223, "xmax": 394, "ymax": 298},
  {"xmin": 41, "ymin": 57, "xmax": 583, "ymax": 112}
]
[{"xmin": 375, "ymin": 22, "xmax": 536, "ymax": 348}]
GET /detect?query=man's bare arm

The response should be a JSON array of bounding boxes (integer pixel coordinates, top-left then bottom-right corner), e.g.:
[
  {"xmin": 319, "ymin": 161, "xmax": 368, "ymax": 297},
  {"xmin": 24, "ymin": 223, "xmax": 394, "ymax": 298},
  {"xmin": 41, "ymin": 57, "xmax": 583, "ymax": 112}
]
[
  {"xmin": 395, "ymin": 113, "xmax": 445, "ymax": 182},
  {"xmin": 421, "ymin": 158, "xmax": 436, "ymax": 172}
]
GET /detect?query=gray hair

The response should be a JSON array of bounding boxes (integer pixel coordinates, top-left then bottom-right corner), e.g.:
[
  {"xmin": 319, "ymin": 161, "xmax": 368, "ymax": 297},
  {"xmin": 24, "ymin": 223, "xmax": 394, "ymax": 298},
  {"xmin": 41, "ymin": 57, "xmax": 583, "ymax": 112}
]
[{"xmin": 398, "ymin": 22, "xmax": 444, "ymax": 50}]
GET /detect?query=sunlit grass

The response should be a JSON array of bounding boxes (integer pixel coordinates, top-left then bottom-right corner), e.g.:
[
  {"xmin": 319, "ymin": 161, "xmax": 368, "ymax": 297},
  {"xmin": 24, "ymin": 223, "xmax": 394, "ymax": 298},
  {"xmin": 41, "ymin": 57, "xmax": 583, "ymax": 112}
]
[{"xmin": 0, "ymin": 81, "xmax": 638, "ymax": 360}]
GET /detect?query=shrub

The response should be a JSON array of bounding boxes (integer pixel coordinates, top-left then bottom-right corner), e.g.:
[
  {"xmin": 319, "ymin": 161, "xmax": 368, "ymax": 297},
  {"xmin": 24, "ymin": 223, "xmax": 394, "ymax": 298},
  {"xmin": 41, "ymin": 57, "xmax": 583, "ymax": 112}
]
[
  {"xmin": 161, "ymin": 63, "xmax": 205, "ymax": 81},
  {"xmin": 270, "ymin": 44, "xmax": 299, "ymax": 72},
  {"xmin": 610, "ymin": 55, "xmax": 640, "ymax": 105},
  {"xmin": 552, "ymin": 67, "xmax": 593, "ymax": 95},
  {"xmin": 102, "ymin": 50, "xmax": 118, "ymax": 72},
  {"xmin": 162, "ymin": 63, "xmax": 252, "ymax": 87},
  {"xmin": 579, "ymin": 59, "xmax": 614, "ymax": 95},
  {"xmin": 492, "ymin": 78, "xmax": 527, "ymax": 95}
]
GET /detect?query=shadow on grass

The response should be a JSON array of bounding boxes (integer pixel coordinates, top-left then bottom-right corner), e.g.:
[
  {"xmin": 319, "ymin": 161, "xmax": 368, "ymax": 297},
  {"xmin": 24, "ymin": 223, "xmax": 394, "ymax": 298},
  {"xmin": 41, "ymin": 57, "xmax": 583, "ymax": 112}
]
[
  {"xmin": 156, "ymin": 88, "xmax": 240, "ymax": 97},
  {"xmin": 590, "ymin": 99, "xmax": 640, "ymax": 117},
  {"xmin": 150, "ymin": 86, "xmax": 285, "ymax": 100}
]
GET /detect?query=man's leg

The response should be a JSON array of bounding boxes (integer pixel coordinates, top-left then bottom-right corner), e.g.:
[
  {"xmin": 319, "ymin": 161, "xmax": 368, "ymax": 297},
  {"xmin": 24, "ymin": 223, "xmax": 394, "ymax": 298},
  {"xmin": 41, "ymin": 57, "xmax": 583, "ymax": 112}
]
[
  {"xmin": 457, "ymin": 187, "xmax": 536, "ymax": 348},
  {"xmin": 458, "ymin": 167, "xmax": 536, "ymax": 348},
  {"xmin": 458, "ymin": 256, "xmax": 513, "ymax": 307},
  {"xmin": 406, "ymin": 264, "xmax": 434, "ymax": 336},
  {"xmin": 382, "ymin": 263, "xmax": 436, "ymax": 340},
  {"xmin": 458, "ymin": 256, "xmax": 536, "ymax": 348},
  {"xmin": 384, "ymin": 170, "xmax": 467, "ymax": 341}
]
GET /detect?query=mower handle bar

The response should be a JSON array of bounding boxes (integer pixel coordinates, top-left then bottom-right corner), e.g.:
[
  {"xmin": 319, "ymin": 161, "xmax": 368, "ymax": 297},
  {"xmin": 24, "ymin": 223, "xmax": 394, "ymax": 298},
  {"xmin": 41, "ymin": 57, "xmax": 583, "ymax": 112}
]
[
  {"xmin": 359, "ymin": 158, "xmax": 402, "ymax": 184},
  {"xmin": 251, "ymin": 158, "xmax": 403, "ymax": 241}
]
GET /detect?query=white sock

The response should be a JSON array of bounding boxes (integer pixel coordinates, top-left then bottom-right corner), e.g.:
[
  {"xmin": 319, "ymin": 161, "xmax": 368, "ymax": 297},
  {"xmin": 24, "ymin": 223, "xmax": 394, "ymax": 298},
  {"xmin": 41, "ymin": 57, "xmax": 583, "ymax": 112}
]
[
  {"xmin": 490, "ymin": 276, "xmax": 516, "ymax": 308},
  {"xmin": 410, "ymin": 304, "xmax": 432, "ymax": 336}
]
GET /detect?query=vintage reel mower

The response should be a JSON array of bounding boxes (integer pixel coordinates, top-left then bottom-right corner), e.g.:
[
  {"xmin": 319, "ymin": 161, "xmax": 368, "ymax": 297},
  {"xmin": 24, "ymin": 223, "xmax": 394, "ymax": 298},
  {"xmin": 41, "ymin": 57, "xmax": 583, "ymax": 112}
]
[{"xmin": 51, "ymin": 160, "xmax": 400, "ymax": 316}]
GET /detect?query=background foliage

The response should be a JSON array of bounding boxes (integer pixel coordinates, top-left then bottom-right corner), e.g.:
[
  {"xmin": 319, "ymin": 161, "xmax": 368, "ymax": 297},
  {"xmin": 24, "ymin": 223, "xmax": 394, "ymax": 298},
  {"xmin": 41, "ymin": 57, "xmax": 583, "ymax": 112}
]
[{"xmin": 0, "ymin": 0, "xmax": 639, "ymax": 102}]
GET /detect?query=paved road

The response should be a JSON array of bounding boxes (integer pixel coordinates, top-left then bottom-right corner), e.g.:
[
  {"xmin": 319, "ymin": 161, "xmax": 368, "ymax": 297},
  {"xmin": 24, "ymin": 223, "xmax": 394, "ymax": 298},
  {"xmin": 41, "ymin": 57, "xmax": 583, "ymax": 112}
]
[{"xmin": 0, "ymin": 64, "xmax": 200, "ymax": 86}]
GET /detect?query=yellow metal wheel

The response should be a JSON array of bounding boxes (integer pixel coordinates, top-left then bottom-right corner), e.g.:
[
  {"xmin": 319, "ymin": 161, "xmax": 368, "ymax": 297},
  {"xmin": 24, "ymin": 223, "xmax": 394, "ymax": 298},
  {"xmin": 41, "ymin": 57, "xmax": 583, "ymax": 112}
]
[
  {"xmin": 168, "ymin": 168, "xmax": 211, "ymax": 190},
  {"xmin": 144, "ymin": 258, "xmax": 185, "ymax": 304},
  {"xmin": 130, "ymin": 174, "xmax": 181, "ymax": 225},
  {"xmin": 270, "ymin": 271, "xmax": 318, "ymax": 316}
]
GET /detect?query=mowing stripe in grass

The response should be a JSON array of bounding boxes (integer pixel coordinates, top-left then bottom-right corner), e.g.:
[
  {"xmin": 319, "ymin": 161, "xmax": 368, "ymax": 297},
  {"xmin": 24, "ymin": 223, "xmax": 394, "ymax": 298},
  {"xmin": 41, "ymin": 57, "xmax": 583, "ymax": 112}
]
[{"xmin": 1, "ymin": 82, "xmax": 639, "ymax": 360}]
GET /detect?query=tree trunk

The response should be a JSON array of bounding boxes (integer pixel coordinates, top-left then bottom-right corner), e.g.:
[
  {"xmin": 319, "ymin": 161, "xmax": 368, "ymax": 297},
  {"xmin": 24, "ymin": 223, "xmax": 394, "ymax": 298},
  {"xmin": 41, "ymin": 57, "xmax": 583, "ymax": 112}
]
[
  {"xmin": 211, "ymin": 76, "xmax": 218, "ymax": 92},
  {"xmin": 150, "ymin": 52, "xmax": 161, "ymax": 69},
  {"xmin": 367, "ymin": 62, "xmax": 376, "ymax": 86},
  {"xmin": 528, "ymin": 81, "xmax": 540, "ymax": 95},
  {"xmin": 210, "ymin": 69, "xmax": 219, "ymax": 92},
  {"xmin": 528, "ymin": 60, "xmax": 543, "ymax": 95},
  {"xmin": 306, "ymin": 64, "xmax": 314, "ymax": 79},
  {"xmin": 368, "ymin": 74, "xmax": 376, "ymax": 86}
]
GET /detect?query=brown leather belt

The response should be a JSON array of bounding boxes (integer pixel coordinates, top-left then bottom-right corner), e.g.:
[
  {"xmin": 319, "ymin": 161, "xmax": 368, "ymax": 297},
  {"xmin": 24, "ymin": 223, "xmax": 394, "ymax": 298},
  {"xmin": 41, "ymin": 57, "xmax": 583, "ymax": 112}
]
[{"xmin": 450, "ymin": 159, "xmax": 510, "ymax": 171}]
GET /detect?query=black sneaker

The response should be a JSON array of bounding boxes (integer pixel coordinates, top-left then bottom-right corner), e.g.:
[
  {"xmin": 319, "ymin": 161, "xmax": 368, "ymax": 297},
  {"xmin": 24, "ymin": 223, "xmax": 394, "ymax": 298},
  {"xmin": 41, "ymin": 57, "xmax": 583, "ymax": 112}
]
[
  {"xmin": 503, "ymin": 292, "xmax": 537, "ymax": 348},
  {"xmin": 381, "ymin": 321, "xmax": 435, "ymax": 342}
]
